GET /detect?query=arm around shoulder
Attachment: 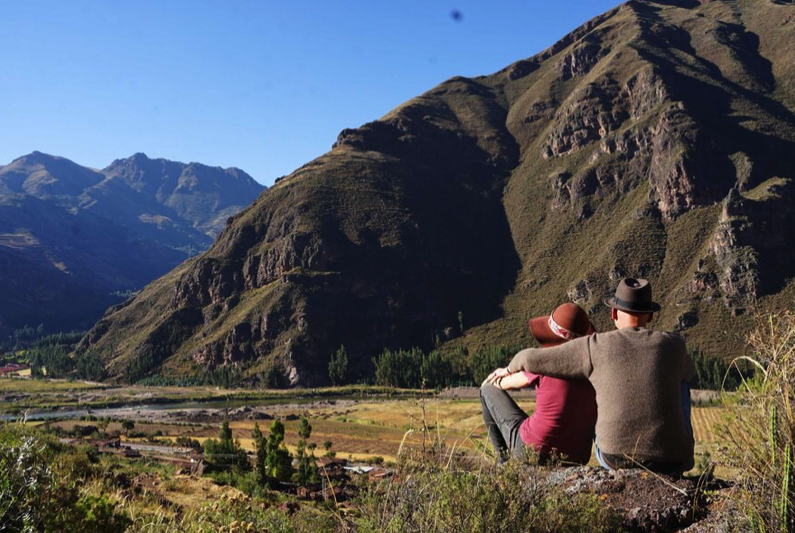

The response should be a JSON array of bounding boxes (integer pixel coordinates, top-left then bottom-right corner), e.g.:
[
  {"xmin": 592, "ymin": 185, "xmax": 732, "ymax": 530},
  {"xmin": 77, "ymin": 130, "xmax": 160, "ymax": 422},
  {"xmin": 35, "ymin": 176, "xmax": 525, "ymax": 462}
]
[{"xmin": 507, "ymin": 336, "xmax": 594, "ymax": 379}]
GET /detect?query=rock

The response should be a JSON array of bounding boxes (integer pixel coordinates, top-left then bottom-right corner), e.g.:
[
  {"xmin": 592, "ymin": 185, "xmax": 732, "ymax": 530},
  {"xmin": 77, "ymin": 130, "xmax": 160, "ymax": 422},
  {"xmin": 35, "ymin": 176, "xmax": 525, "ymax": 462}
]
[
  {"xmin": 710, "ymin": 190, "xmax": 759, "ymax": 309},
  {"xmin": 675, "ymin": 310, "xmax": 699, "ymax": 331},
  {"xmin": 544, "ymin": 82, "xmax": 625, "ymax": 158},
  {"xmin": 567, "ymin": 280, "xmax": 592, "ymax": 305},
  {"xmin": 556, "ymin": 40, "xmax": 610, "ymax": 80},
  {"xmin": 544, "ymin": 466, "xmax": 736, "ymax": 533}
]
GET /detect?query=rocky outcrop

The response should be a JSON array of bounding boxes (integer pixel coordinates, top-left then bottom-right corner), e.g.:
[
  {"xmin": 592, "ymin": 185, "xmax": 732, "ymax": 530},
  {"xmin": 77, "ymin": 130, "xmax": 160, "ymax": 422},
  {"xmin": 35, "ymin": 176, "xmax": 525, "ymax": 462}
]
[
  {"xmin": 556, "ymin": 40, "xmax": 611, "ymax": 80},
  {"xmin": 546, "ymin": 467, "xmax": 740, "ymax": 533},
  {"xmin": 543, "ymin": 81, "xmax": 625, "ymax": 158},
  {"xmin": 710, "ymin": 190, "xmax": 759, "ymax": 310}
]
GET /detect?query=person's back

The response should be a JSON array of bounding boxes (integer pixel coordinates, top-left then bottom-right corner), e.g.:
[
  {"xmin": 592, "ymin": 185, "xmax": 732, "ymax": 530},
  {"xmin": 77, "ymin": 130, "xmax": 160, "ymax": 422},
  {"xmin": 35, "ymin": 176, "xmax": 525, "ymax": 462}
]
[
  {"xmin": 587, "ymin": 328, "xmax": 693, "ymax": 465},
  {"xmin": 523, "ymin": 374, "xmax": 596, "ymax": 464}
]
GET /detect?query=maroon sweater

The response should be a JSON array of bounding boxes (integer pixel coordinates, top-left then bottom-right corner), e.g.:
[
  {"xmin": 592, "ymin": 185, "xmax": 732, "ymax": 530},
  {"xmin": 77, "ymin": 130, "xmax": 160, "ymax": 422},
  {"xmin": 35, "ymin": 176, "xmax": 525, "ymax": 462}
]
[{"xmin": 520, "ymin": 372, "xmax": 597, "ymax": 465}]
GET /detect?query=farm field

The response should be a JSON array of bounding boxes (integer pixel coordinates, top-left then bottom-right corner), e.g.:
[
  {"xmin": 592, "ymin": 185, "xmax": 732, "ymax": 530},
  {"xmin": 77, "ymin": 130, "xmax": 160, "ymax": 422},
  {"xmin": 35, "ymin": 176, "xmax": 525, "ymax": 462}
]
[{"xmin": 34, "ymin": 390, "xmax": 728, "ymax": 470}]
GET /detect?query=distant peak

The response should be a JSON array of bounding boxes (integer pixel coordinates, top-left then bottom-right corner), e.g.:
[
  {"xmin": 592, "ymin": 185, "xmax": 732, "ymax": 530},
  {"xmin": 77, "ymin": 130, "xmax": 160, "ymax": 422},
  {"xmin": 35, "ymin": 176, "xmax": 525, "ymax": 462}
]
[{"xmin": 16, "ymin": 151, "xmax": 60, "ymax": 164}]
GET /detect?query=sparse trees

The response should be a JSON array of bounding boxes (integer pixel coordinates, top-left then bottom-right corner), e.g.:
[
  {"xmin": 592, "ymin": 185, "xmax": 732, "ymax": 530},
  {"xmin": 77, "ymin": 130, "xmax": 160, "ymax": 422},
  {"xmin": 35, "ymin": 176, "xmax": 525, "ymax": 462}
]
[
  {"xmin": 328, "ymin": 345, "xmax": 349, "ymax": 386},
  {"xmin": 203, "ymin": 420, "xmax": 249, "ymax": 470}
]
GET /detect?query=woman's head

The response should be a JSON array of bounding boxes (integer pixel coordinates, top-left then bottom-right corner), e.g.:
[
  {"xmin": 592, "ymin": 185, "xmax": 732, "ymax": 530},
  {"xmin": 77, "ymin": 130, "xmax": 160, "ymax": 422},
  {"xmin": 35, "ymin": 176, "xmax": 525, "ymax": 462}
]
[{"xmin": 529, "ymin": 303, "xmax": 595, "ymax": 348}]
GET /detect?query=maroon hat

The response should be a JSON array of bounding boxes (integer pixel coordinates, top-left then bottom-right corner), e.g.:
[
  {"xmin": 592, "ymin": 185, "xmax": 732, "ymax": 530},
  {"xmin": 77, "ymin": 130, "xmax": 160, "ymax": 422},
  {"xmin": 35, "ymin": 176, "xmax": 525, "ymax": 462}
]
[{"xmin": 529, "ymin": 303, "xmax": 596, "ymax": 348}]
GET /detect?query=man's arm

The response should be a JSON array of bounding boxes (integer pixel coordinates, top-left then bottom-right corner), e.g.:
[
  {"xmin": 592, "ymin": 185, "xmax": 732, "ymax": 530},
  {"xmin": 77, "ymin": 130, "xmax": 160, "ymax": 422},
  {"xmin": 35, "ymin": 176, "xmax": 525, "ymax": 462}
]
[{"xmin": 507, "ymin": 335, "xmax": 593, "ymax": 379}]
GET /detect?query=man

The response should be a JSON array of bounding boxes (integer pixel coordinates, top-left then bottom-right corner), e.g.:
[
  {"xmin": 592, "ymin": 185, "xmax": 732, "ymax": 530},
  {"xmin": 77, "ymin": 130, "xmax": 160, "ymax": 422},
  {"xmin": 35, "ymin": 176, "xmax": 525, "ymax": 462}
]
[
  {"xmin": 480, "ymin": 303, "xmax": 597, "ymax": 465},
  {"xmin": 486, "ymin": 278, "xmax": 695, "ymax": 474}
]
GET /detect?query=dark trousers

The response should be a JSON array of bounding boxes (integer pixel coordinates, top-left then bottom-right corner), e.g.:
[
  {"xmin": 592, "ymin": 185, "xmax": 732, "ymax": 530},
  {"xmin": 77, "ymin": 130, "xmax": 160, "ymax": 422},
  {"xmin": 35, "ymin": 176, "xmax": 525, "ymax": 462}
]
[{"xmin": 479, "ymin": 383, "xmax": 529, "ymax": 459}]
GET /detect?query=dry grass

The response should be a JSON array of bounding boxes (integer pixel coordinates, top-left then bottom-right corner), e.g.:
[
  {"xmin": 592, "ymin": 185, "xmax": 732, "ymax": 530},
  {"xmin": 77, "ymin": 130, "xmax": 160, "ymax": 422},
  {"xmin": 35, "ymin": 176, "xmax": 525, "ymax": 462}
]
[{"xmin": 719, "ymin": 311, "xmax": 795, "ymax": 532}]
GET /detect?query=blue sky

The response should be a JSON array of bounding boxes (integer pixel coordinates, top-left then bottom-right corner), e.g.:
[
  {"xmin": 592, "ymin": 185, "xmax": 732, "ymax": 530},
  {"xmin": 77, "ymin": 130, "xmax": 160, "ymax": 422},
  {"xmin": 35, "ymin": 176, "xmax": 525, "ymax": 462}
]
[{"xmin": 0, "ymin": 1, "xmax": 620, "ymax": 186}]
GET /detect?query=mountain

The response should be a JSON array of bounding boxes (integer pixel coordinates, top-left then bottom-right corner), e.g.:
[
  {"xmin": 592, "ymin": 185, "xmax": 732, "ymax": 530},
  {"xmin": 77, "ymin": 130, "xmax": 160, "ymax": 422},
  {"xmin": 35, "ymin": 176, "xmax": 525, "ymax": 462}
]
[
  {"xmin": 0, "ymin": 153, "xmax": 264, "ymax": 335},
  {"xmin": 80, "ymin": 0, "xmax": 795, "ymax": 385},
  {"xmin": 102, "ymin": 153, "xmax": 266, "ymax": 238}
]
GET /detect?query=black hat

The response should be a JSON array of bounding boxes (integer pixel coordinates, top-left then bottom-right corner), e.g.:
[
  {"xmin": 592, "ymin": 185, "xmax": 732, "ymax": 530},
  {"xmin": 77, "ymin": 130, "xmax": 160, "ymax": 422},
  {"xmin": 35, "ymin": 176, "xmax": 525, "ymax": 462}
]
[{"xmin": 604, "ymin": 278, "xmax": 661, "ymax": 313}]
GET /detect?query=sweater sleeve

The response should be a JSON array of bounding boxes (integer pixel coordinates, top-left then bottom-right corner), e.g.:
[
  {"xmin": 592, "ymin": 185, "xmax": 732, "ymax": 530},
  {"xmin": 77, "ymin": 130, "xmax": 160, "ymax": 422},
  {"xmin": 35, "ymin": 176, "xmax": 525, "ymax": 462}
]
[{"xmin": 507, "ymin": 335, "xmax": 593, "ymax": 378}]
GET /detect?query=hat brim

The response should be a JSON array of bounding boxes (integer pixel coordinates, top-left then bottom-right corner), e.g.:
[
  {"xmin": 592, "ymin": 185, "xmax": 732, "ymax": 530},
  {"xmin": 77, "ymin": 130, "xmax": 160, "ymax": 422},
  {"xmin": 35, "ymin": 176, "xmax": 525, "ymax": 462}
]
[
  {"xmin": 603, "ymin": 297, "xmax": 661, "ymax": 313},
  {"xmin": 529, "ymin": 316, "xmax": 565, "ymax": 348},
  {"xmin": 529, "ymin": 315, "xmax": 596, "ymax": 347}
]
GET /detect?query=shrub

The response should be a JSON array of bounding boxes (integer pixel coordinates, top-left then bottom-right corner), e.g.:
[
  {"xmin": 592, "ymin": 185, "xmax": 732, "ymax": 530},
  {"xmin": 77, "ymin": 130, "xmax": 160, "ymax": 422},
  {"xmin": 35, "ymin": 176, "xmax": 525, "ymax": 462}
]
[
  {"xmin": 0, "ymin": 425, "xmax": 129, "ymax": 533},
  {"xmin": 175, "ymin": 436, "xmax": 203, "ymax": 451}
]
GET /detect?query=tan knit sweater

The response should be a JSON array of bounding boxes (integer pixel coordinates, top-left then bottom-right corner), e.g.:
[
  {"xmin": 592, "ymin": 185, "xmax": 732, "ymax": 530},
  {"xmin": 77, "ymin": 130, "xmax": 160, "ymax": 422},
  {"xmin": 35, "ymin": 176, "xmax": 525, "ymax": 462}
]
[{"xmin": 508, "ymin": 327, "xmax": 696, "ymax": 464}]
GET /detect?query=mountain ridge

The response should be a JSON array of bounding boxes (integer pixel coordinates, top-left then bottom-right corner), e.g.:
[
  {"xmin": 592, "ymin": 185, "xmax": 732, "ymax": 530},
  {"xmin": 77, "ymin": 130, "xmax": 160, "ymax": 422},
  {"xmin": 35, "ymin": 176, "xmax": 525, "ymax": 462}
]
[
  {"xmin": 0, "ymin": 152, "xmax": 265, "ymax": 335},
  {"xmin": 80, "ymin": 0, "xmax": 795, "ymax": 385}
]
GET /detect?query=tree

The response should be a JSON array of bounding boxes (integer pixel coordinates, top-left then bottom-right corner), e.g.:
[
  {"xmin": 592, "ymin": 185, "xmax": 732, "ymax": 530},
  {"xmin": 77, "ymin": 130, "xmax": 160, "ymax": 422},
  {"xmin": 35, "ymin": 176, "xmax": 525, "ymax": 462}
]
[
  {"xmin": 203, "ymin": 420, "xmax": 249, "ymax": 470},
  {"xmin": 292, "ymin": 417, "xmax": 319, "ymax": 485},
  {"xmin": 469, "ymin": 346, "xmax": 515, "ymax": 385},
  {"xmin": 220, "ymin": 420, "xmax": 233, "ymax": 443},
  {"xmin": 372, "ymin": 348, "xmax": 424, "ymax": 388},
  {"xmin": 324, "ymin": 441, "xmax": 336, "ymax": 458},
  {"xmin": 264, "ymin": 420, "xmax": 292, "ymax": 483},
  {"xmin": 253, "ymin": 423, "xmax": 267, "ymax": 485},
  {"xmin": 420, "ymin": 350, "xmax": 452, "ymax": 389},
  {"xmin": 76, "ymin": 351, "xmax": 106, "ymax": 381},
  {"xmin": 328, "ymin": 345, "xmax": 349, "ymax": 386},
  {"xmin": 120, "ymin": 420, "xmax": 134, "ymax": 435}
]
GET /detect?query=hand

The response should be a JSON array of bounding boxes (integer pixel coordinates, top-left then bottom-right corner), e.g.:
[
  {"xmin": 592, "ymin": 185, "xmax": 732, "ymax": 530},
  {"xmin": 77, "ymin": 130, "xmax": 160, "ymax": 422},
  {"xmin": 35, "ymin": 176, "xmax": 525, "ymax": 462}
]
[
  {"xmin": 494, "ymin": 372, "xmax": 531, "ymax": 391},
  {"xmin": 483, "ymin": 367, "xmax": 511, "ymax": 386}
]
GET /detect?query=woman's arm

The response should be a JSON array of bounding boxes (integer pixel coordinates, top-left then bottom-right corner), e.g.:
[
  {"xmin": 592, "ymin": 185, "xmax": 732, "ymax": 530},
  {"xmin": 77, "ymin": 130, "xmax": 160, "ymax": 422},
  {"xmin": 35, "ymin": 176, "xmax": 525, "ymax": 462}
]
[{"xmin": 492, "ymin": 372, "xmax": 531, "ymax": 390}]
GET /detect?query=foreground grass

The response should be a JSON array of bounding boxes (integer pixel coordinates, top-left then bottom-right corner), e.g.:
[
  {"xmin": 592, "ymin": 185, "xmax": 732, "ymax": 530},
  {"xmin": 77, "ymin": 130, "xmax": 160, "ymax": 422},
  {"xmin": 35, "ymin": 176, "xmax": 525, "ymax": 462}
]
[{"xmin": 1, "ymin": 423, "xmax": 627, "ymax": 533}]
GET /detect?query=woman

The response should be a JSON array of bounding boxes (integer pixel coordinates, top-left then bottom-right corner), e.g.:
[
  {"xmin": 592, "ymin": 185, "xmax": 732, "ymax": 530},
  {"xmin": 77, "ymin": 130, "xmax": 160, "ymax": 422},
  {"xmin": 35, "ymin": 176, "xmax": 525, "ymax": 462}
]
[{"xmin": 480, "ymin": 303, "xmax": 597, "ymax": 464}]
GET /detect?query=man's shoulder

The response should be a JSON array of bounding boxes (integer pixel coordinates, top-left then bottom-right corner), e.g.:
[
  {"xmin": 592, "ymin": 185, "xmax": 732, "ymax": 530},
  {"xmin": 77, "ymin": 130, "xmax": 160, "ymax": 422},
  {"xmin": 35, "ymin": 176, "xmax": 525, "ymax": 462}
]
[
  {"xmin": 656, "ymin": 330, "xmax": 687, "ymax": 346},
  {"xmin": 609, "ymin": 328, "xmax": 686, "ymax": 346}
]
